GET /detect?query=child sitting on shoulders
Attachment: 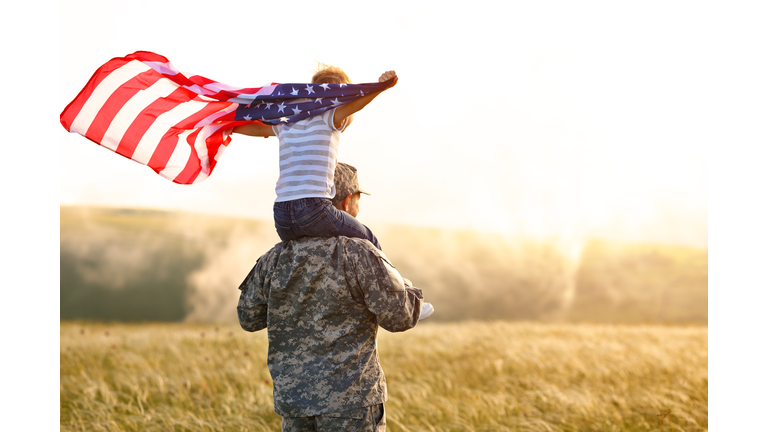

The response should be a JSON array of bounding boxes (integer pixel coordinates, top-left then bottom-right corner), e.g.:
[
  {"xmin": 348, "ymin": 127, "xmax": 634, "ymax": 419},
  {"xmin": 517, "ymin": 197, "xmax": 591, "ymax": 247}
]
[{"xmin": 233, "ymin": 65, "xmax": 397, "ymax": 249}]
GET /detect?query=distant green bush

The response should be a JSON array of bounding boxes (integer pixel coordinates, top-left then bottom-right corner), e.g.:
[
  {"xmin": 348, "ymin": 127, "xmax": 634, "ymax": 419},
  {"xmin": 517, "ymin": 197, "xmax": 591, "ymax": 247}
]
[{"xmin": 60, "ymin": 206, "xmax": 707, "ymax": 324}]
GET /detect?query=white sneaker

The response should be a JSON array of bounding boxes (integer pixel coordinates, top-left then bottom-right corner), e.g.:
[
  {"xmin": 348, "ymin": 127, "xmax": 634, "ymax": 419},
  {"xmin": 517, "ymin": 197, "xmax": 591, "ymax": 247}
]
[{"xmin": 419, "ymin": 302, "xmax": 434, "ymax": 321}]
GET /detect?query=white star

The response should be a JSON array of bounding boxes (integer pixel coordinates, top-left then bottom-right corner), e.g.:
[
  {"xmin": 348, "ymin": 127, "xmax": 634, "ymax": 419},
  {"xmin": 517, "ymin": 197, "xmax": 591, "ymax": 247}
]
[
  {"xmin": 292, "ymin": 106, "xmax": 302, "ymax": 115},
  {"xmin": 280, "ymin": 117, "xmax": 289, "ymax": 122},
  {"xmin": 339, "ymin": 83, "xmax": 347, "ymax": 88},
  {"xmin": 291, "ymin": 87, "xmax": 299, "ymax": 96},
  {"xmin": 331, "ymin": 98, "xmax": 341, "ymax": 105},
  {"xmin": 277, "ymin": 103, "xmax": 286, "ymax": 113},
  {"xmin": 265, "ymin": 102, "xmax": 273, "ymax": 110},
  {"xmin": 243, "ymin": 114, "xmax": 252, "ymax": 120},
  {"xmin": 305, "ymin": 85, "xmax": 315, "ymax": 95},
  {"xmin": 359, "ymin": 90, "xmax": 365, "ymax": 96},
  {"xmin": 315, "ymin": 98, "xmax": 324, "ymax": 104},
  {"xmin": 320, "ymin": 83, "xmax": 330, "ymax": 91}
]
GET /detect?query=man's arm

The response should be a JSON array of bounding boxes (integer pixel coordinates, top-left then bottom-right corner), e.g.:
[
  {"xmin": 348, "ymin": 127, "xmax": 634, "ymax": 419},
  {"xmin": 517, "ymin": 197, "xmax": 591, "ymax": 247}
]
[
  {"xmin": 346, "ymin": 240, "xmax": 422, "ymax": 332},
  {"xmin": 232, "ymin": 121, "xmax": 276, "ymax": 137},
  {"xmin": 237, "ymin": 253, "xmax": 273, "ymax": 332},
  {"xmin": 332, "ymin": 71, "xmax": 398, "ymax": 130}
]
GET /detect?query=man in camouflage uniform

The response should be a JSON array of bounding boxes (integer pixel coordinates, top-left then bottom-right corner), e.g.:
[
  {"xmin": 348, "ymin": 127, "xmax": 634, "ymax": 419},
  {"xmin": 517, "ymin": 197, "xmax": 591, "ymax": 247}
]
[{"xmin": 238, "ymin": 162, "xmax": 425, "ymax": 431}]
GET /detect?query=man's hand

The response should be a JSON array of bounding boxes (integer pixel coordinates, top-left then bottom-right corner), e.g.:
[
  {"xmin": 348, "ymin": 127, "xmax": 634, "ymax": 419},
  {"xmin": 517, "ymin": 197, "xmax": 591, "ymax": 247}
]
[{"xmin": 379, "ymin": 70, "xmax": 398, "ymax": 89}]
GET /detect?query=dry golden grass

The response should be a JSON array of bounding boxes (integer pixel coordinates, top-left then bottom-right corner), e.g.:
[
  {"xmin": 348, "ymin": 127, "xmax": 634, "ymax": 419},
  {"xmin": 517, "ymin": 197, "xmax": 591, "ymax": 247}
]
[{"xmin": 60, "ymin": 321, "xmax": 707, "ymax": 431}]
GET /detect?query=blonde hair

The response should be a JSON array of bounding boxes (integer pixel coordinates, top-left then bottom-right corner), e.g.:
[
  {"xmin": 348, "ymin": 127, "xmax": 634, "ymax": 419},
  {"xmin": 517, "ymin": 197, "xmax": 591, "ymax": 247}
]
[{"xmin": 311, "ymin": 63, "xmax": 351, "ymax": 84}]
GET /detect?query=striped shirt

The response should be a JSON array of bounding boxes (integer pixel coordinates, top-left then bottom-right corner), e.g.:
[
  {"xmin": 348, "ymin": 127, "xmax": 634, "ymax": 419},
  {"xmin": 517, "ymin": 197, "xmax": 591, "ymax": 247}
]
[{"xmin": 272, "ymin": 108, "xmax": 347, "ymax": 202}]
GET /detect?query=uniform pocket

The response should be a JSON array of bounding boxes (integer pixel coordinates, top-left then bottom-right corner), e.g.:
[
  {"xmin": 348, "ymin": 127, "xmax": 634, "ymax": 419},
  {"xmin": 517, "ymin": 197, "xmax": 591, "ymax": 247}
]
[
  {"xmin": 380, "ymin": 258, "xmax": 405, "ymax": 292},
  {"xmin": 375, "ymin": 404, "xmax": 386, "ymax": 430},
  {"xmin": 322, "ymin": 406, "xmax": 367, "ymax": 420}
]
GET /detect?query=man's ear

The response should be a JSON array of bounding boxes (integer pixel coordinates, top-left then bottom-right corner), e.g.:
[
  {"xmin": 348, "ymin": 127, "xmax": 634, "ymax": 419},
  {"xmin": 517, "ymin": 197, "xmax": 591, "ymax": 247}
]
[{"xmin": 341, "ymin": 194, "xmax": 353, "ymax": 212}]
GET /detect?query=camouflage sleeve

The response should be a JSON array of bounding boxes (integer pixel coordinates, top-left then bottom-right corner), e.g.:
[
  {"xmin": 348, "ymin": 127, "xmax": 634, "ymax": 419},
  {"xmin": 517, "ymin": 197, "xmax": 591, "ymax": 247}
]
[
  {"xmin": 347, "ymin": 240, "xmax": 423, "ymax": 332},
  {"xmin": 237, "ymin": 250, "xmax": 274, "ymax": 332}
]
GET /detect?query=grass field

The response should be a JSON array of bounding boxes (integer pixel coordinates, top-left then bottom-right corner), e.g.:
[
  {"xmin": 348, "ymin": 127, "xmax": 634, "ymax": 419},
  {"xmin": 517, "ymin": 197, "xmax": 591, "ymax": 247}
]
[{"xmin": 60, "ymin": 321, "xmax": 707, "ymax": 431}]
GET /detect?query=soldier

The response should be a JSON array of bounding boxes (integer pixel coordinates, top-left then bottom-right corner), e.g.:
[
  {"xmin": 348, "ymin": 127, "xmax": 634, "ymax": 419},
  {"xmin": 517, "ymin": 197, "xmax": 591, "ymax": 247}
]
[{"xmin": 238, "ymin": 162, "xmax": 431, "ymax": 431}]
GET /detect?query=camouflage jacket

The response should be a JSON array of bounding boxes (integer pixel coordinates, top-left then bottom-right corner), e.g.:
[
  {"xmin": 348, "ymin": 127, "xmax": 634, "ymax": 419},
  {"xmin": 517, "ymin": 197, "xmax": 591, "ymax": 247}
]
[{"xmin": 237, "ymin": 236, "xmax": 423, "ymax": 417}]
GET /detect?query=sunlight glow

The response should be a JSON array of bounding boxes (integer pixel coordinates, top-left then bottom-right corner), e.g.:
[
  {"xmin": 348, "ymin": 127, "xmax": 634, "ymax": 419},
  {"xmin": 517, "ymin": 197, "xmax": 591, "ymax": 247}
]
[{"xmin": 60, "ymin": 0, "xmax": 711, "ymax": 247}]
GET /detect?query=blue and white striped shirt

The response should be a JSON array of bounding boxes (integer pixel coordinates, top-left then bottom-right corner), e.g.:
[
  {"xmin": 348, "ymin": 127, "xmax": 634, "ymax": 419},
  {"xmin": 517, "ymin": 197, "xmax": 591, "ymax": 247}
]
[{"xmin": 272, "ymin": 108, "xmax": 347, "ymax": 202}]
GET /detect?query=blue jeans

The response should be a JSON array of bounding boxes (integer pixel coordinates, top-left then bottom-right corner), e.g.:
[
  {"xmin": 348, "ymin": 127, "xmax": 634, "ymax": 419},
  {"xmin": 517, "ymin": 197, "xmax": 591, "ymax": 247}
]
[{"xmin": 274, "ymin": 198, "xmax": 381, "ymax": 250}]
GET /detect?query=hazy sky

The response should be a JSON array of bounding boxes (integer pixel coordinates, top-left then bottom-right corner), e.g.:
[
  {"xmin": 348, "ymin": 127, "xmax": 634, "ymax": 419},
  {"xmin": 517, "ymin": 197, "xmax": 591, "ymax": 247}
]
[
  {"xmin": 57, "ymin": 0, "xmax": 757, "ymax": 247},
  {"xmin": 0, "ymin": 2, "xmax": 760, "ymax": 425}
]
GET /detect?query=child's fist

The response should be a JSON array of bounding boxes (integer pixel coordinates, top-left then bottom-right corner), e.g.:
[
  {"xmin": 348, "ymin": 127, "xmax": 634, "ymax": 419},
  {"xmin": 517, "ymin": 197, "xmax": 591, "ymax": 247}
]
[{"xmin": 379, "ymin": 70, "xmax": 398, "ymax": 88}]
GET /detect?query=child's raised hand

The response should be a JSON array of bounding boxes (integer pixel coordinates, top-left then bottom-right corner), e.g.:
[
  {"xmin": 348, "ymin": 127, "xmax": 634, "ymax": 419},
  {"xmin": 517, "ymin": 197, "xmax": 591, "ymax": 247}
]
[
  {"xmin": 333, "ymin": 70, "xmax": 397, "ymax": 125},
  {"xmin": 379, "ymin": 70, "xmax": 398, "ymax": 88}
]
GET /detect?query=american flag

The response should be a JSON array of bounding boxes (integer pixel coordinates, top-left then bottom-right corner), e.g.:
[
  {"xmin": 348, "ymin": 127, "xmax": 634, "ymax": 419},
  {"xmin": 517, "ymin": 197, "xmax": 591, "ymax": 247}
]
[{"xmin": 60, "ymin": 51, "xmax": 392, "ymax": 184}]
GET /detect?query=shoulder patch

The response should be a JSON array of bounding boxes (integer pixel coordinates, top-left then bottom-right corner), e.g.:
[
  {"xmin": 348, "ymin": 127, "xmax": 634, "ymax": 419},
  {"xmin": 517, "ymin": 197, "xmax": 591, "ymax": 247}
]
[{"xmin": 378, "ymin": 256, "xmax": 405, "ymax": 292}]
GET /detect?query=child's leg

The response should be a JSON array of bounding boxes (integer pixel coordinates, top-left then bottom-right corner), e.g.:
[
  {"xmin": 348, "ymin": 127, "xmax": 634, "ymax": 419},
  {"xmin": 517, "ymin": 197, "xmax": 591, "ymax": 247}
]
[
  {"xmin": 273, "ymin": 198, "xmax": 381, "ymax": 249},
  {"xmin": 273, "ymin": 198, "xmax": 328, "ymax": 242},
  {"xmin": 323, "ymin": 203, "xmax": 382, "ymax": 250}
]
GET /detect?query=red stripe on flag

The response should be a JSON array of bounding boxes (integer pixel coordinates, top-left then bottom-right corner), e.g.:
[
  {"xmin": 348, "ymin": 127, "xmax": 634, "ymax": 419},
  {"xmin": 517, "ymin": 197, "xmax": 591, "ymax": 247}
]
[
  {"xmin": 114, "ymin": 86, "xmax": 195, "ymax": 159},
  {"xmin": 213, "ymin": 109, "xmax": 238, "ymax": 122},
  {"xmin": 125, "ymin": 51, "xmax": 171, "ymax": 64},
  {"xmin": 171, "ymin": 125, "xmax": 234, "ymax": 185},
  {"xmin": 60, "ymin": 57, "xmax": 133, "ymax": 131},
  {"xmin": 83, "ymin": 69, "xmax": 164, "ymax": 143},
  {"xmin": 62, "ymin": 51, "xmax": 285, "ymax": 184},
  {"xmin": 146, "ymin": 101, "xmax": 234, "ymax": 173},
  {"xmin": 205, "ymin": 129, "xmax": 231, "ymax": 177},
  {"xmin": 172, "ymin": 129, "xmax": 205, "ymax": 184}
]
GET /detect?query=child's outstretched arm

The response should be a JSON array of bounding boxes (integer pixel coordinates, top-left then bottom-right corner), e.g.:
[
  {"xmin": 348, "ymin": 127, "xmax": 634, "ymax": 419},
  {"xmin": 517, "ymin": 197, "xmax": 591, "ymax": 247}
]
[
  {"xmin": 233, "ymin": 121, "xmax": 276, "ymax": 137},
  {"xmin": 333, "ymin": 71, "xmax": 397, "ymax": 130}
]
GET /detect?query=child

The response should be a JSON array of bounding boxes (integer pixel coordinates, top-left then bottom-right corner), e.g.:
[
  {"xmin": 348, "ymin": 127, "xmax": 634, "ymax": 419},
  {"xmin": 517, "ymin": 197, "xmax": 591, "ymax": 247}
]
[{"xmin": 233, "ymin": 66, "xmax": 397, "ymax": 249}]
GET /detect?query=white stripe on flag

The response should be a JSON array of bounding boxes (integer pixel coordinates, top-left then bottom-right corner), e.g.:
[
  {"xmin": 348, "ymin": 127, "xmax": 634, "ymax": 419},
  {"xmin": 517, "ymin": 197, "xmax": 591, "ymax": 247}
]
[
  {"xmin": 69, "ymin": 60, "xmax": 152, "ymax": 135},
  {"xmin": 101, "ymin": 78, "xmax": 179, "ymax": 151},
  {"xmin": 254, "ymin": 85, "xmax": 277, "ymax": 96},
  {"xmin": 132, "ymin": 98, "xmax": 215, "ymax": 165},
  {"xmin": 144, "ymin": 61, "xmax": 179, "ymax": 77},
  {"xmin": 213, "ymin": 141, "xmax": 227, "ymax": 162},
  {"xmin": 183, "ymin": 84, "xmax": 217, "ymax": 96},
  {"xmin": 157, "ymin": 130, "xmax": 194, "ymax": 181}
]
